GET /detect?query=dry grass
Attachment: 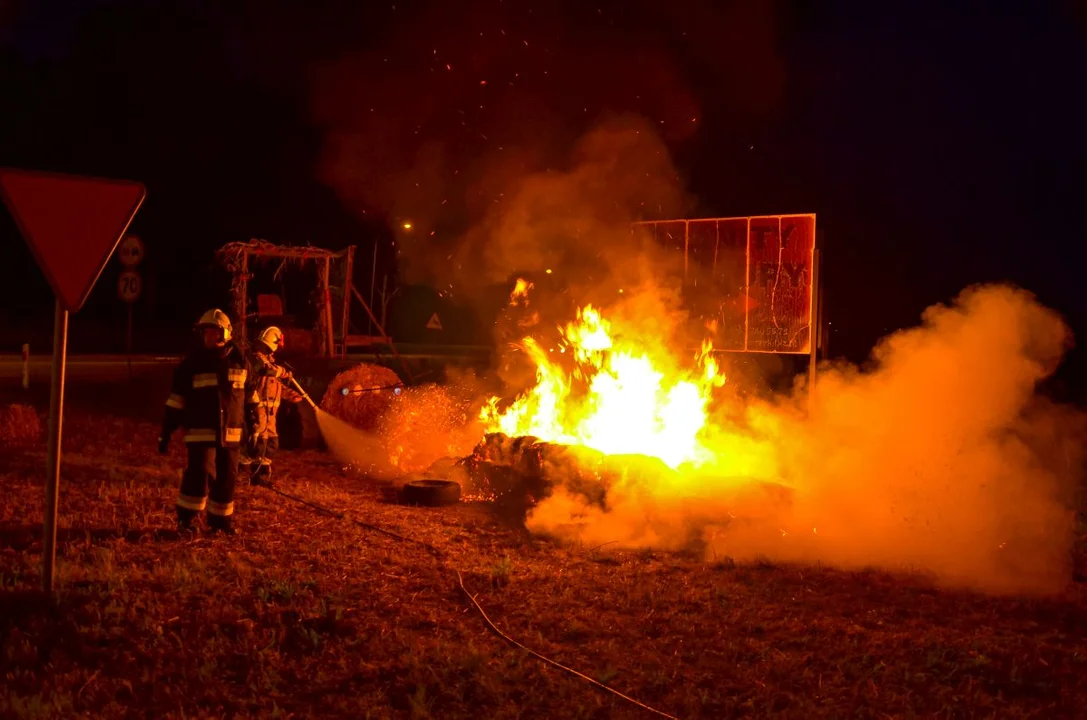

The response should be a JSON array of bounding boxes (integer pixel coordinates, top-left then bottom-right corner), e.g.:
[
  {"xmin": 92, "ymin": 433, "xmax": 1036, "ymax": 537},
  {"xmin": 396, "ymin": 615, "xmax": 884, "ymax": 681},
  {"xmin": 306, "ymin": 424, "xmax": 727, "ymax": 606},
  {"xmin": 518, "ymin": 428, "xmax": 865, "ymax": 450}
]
[
  {"xmin": 1, "ymin": 390, "xmax": 1086, "ymax": 718},
  {"xmin": 0, "ymin": 403, "xmax": 42, "ymax": 450}
]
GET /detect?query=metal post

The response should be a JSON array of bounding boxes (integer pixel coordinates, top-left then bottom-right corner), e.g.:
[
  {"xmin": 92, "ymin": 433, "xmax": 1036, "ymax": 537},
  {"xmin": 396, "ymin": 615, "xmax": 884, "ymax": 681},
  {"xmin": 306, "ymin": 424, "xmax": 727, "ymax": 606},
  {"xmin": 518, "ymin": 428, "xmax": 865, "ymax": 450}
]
[
  {"xmin": 43, "ymin": 298, "xmax": 68, "ymax": 595},
  {"xmin": 340, "ymin": 247, "xmax": 355, "ymax": 358},
  {"xmin": 808, "ymin": 246, "xmax": 821, "ymax": 409},
  {"xmin": 21, "ymin": 343, "xmax": 29, "ymax": 390},
  {"xmin": 126, "ymin": 304, "xmax": 134, "ymax": 379},
  {"xmin": 238, "ymin": 250, "xmax": 249, "ymax": 347},
  {"xmin": 369, "ymin": 242, "xmax": 378, "ymax": 335},
  {"xmin": 322, "ymin": 257, "xmax": 335, "ymax": 358},
  {"xmin": 380, "ymin": 274, "xmax": 389, "ymax": 332}
]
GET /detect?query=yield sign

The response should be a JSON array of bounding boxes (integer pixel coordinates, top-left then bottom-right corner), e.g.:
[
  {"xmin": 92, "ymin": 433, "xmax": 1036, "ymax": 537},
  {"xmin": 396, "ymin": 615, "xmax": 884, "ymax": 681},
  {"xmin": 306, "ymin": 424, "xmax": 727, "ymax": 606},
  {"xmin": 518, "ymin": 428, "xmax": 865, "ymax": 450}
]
[
  {"xmin": 0, "ymin": 168, "xmax": 146, "ymax": 599},
  {"xmin": 426, "ymin": 312, "xmax": 443, "ymax": 330},
  {"xmin": 0, "ymin": 168, "xmax": 146, "ymax": 312}
]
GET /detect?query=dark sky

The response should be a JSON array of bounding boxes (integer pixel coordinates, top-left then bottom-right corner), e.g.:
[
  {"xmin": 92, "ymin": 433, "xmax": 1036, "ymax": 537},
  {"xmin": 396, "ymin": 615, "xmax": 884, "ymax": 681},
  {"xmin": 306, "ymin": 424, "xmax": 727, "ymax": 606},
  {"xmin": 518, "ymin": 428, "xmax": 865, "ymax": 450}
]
[{"xmin": 1, "ymin": 0, "xmax": 1085, "ymax": 362}]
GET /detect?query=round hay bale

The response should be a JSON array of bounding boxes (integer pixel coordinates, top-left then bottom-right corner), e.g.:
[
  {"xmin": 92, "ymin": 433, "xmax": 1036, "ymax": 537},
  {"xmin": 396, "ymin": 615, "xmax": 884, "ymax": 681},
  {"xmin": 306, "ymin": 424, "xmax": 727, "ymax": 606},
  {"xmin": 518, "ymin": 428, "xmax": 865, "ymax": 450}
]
[
  {"xmin": 0, "ymin": 404, "xmax": 42, "ymax": 450},
  {"xmin": 320, "ymin": 364, "xmax": 403, "ymax": 432},
  {"xmin": 377, "ymin": 383, "xmax": 482, "ymax": 473}
]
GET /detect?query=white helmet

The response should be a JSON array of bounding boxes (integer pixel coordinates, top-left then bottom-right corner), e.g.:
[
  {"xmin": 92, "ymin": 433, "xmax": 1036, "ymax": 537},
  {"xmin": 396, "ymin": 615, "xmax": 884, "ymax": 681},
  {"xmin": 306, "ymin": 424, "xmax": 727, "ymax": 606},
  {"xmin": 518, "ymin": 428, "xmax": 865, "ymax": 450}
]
[
  {"xmin": 195, "ymin": 308, "xmax": 232, "ymax": 344},
  {"xmin": 257, "ymin": 326, "xmax": 284, "ymax": 352}
]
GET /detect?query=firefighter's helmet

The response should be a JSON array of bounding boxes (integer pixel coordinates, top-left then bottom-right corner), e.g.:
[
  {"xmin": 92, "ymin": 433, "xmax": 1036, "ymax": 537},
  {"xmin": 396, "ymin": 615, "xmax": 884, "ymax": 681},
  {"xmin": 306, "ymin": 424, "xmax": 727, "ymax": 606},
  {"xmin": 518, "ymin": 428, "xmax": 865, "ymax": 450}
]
[
  {"xmin": 257, "ymin": 326, "xmax": 284, "ymax": 352},
  {"xmin": 195, "ymin": 308, "xmax": 232, "ymax": 344}
]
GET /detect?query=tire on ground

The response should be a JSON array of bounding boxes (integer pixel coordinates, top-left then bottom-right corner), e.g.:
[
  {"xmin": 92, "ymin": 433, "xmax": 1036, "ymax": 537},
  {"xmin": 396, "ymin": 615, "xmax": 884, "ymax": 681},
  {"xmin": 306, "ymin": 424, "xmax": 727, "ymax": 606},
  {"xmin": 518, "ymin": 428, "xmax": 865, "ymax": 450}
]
[{"xmin": 399, "ymin": 479, "xmax": 461, "ymax": 507}]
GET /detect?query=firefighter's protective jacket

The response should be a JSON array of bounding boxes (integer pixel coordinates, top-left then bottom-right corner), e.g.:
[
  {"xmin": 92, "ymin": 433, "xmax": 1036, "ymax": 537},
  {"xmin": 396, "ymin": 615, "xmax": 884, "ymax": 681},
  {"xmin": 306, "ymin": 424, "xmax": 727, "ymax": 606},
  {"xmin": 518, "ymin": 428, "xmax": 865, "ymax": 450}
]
[
  {"xmin": 161, "ymin": 343, "xmax": 252, "ymax": 446},
  {"xmin": 247, "ymin": 351, "xmax": 293, "ymax": 440}
]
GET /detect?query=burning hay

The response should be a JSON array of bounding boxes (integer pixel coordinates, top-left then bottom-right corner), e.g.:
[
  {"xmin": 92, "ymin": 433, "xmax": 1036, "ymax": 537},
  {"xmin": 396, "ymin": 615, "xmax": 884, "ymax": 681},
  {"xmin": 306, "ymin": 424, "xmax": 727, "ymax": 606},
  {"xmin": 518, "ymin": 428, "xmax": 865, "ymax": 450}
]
[
  {"xmin": 320, "ymin": 364, "xmax": 403, "ymax": 432},
  {"xmin": 0, "ymin": 404, "xmax": 42, "ymax": 450}
]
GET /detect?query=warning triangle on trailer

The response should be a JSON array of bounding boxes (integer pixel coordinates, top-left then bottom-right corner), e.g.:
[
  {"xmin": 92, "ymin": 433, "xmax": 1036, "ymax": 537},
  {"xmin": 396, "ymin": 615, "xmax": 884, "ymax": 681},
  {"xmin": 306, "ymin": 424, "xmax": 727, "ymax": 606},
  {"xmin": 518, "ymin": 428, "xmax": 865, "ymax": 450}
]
[
  {"xmin": 0, "ymin": 169, "xmax": 146, "ymax": 313},
  {"xmin": 426, "ymin": 312, "xmax": 443, "ymax": 330}
]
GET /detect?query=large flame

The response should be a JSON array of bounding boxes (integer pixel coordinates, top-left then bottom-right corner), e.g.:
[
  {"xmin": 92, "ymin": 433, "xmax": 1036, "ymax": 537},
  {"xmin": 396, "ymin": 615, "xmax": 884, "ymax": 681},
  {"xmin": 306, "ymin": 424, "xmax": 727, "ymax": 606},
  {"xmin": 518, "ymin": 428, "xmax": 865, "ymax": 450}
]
[{"xmin": 480, "ymin": 303, "xmax": 726, "ymax": 469}]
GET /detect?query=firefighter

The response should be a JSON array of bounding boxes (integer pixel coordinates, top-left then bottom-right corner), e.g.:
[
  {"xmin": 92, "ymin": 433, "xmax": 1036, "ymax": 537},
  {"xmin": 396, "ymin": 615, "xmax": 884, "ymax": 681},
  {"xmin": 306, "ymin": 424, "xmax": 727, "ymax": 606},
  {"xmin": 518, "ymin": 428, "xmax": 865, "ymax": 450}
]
[
  {"xmin": 158, "ymin": 309, "xmax": 252, "ymax": 535},
  {"xmin": 244, "ymin": 325, "xmax": 298, "ymax": 486}
]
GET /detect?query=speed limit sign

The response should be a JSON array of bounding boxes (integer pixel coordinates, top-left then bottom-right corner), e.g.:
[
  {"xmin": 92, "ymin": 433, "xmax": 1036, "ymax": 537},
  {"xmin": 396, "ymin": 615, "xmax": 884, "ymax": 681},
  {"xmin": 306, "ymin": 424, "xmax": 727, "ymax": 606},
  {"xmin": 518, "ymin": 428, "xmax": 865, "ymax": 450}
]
[{"xmin": 118, "ymin": 270, "xmax": 142, "ymax": 303}]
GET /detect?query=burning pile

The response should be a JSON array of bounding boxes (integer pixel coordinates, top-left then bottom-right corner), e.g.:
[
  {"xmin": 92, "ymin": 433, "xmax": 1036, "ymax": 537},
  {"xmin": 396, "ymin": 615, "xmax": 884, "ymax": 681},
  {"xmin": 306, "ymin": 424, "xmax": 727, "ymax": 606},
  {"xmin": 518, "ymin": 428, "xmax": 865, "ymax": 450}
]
[
  {"xmin": 424, "ymin": 285, "xmax": 776, "ymax": 517},
  {"xmin": 480, "ymin": 303, "xmax": 727, "ymax": 470}
]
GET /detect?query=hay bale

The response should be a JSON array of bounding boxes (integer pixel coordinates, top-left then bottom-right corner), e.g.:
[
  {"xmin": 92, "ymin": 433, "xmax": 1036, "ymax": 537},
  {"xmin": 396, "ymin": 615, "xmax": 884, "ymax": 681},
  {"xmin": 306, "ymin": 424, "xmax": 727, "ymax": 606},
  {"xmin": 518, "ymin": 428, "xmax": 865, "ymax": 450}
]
[
  {"xmin": 377, "ymin": 383, "xmax": 481, "ymax": 473},
  {"xmin": 0, "ymin": 404, "xmax": 42, "ymax": 450},
  {"xmin": 320, "ymin": 364, "xmax": 403, "ymax": 432}
]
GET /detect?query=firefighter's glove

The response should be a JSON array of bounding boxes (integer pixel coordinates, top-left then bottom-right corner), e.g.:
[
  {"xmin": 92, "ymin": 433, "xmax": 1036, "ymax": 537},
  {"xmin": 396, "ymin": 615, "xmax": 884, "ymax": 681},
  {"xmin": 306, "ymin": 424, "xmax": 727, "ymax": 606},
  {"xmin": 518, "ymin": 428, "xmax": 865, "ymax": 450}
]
[
  {"xmin": 157, "ymin": 436, "xmax": 170, "ymax": 455},
  {"xmin": 279, "ymin": 368, "xmax": 293, "ymax": 382}
]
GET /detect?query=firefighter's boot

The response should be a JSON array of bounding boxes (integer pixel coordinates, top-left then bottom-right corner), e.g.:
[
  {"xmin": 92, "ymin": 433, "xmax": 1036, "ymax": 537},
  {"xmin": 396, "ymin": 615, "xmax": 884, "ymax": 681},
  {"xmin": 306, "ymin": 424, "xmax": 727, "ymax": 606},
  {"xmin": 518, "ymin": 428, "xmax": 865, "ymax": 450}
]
[
  {"xmin": 176, "ymin": 508, "xmax": 198, "ymax": 538},
  {"xmin": 206, "ymin": 513, "xmax": 236, "ymax": 536},
  {"xmin": 252, "ymin": 460, "xmax": 273, "ymax": 488}
]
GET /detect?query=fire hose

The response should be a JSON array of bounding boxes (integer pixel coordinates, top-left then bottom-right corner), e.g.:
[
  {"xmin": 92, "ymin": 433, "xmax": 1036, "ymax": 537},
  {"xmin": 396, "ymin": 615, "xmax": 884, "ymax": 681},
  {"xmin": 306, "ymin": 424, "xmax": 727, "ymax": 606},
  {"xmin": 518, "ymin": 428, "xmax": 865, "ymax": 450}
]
[
  {"xmin": 259, "ymin": 477, "xmax": 678, "ymax": 718},
  {"xmin": 287, "ymin": 376, "xmax": 319, "ymax": 410}
]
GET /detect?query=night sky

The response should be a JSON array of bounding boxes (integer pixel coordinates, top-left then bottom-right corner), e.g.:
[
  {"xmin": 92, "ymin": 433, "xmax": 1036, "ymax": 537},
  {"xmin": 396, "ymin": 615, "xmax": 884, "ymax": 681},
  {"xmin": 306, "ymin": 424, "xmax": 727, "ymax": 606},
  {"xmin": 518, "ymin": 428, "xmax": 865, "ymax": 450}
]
[{"xmin": 1, "ymin": 1, "xmax": 1085, "ymax": 372}]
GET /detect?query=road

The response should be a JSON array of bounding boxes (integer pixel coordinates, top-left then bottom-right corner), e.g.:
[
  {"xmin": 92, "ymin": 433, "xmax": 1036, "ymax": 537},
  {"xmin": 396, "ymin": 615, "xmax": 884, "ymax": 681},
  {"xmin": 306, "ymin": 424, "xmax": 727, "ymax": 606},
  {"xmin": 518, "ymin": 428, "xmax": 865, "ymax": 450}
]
[{"xmin": 0, "ymin": 349, "xmax": 492, "ymax": 384}]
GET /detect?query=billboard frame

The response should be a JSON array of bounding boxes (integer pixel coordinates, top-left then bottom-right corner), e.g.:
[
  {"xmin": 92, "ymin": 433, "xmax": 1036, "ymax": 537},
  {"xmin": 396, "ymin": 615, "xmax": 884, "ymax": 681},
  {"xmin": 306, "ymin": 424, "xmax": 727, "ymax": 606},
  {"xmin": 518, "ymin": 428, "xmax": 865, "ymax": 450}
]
[{"xmin": 632, "ymin": 214, "xmax": 823, "ymax": 391}]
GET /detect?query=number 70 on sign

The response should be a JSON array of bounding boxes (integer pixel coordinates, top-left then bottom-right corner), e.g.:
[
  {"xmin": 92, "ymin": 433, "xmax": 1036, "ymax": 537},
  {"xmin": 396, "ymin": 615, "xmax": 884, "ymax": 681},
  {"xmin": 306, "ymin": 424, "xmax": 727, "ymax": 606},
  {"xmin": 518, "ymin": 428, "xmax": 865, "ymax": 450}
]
[{"xmin": 118, "ymin": 270, "xmax": 142, "ymax": 303}]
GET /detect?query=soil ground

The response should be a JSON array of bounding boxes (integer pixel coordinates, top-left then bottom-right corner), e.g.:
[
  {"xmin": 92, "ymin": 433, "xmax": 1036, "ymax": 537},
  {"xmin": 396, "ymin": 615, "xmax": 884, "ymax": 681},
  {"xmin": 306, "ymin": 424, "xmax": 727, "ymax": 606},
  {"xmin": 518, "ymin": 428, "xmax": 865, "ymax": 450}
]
[{"xmin": 1, "ymin": 380, "xmax": 1086, "ymax": 719}]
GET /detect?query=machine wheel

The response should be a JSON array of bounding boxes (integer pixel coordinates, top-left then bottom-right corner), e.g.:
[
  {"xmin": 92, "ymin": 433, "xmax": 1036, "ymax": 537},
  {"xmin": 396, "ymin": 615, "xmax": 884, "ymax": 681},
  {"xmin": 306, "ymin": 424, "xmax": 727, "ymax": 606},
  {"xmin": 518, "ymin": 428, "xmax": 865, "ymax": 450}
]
[{"xmin": 399, "ymin": 479, "xmax": 461, "ymax": 507}]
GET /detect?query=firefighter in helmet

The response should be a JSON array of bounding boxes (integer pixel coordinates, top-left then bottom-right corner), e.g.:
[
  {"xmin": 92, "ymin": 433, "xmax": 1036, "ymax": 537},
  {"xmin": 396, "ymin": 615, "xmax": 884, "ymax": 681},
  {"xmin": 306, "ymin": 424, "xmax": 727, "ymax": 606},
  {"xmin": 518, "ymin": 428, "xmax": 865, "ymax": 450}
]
[
  {"xmin": 244, "ymin": 325, "xmax": 298, "ymax": 486},
  {"xmin": 159, "ymin": 309, "xmax": 252, "ymax": 535}
]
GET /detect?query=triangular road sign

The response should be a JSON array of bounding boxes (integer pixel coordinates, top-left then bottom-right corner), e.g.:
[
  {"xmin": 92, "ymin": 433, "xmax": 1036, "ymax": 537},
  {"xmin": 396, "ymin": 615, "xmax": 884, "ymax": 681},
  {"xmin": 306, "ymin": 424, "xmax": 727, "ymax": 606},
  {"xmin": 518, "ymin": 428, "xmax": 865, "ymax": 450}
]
[
  {"xmin": 426, "ymin": 312, "xmax": 443, "ymax": 330},
  {"xmin": 0, "ymin": 168, "xmax": 146, "ymax": 312}
]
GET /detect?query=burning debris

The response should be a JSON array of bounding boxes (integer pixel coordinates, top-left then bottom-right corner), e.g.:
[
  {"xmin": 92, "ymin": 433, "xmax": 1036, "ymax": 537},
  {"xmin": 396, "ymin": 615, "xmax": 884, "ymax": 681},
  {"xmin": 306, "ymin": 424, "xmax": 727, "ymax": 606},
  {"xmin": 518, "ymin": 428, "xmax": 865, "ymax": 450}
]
[
  {"xmin": 480, "ymin": 303, "xmax": 729, "ymax": 470},
  {"xmin": 422, "ymin": 282, "xmax": 1083, "ymax": 593}
]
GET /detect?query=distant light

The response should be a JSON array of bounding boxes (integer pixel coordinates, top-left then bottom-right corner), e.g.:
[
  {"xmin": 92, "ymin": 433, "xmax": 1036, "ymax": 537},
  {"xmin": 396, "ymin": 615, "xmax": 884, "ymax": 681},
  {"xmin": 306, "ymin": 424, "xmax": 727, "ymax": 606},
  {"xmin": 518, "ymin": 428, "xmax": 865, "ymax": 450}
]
[
  {"xmin": 394, "ymin": 387, "xmax": 402, "ymax": 396},
  {"xmin": 340, "ymin": 387, "xmax": 349, "ymax": 396},
  {"xmin": 402, "ymin": 222, "xmax": 413, "ymax": 230},
  {"xmin": 545, "ymin": 269, "xmax": 552, "ymax": 274},
  {"xmin": 618, "ymin": 288, "xmax": 624, "ymax": 294}
]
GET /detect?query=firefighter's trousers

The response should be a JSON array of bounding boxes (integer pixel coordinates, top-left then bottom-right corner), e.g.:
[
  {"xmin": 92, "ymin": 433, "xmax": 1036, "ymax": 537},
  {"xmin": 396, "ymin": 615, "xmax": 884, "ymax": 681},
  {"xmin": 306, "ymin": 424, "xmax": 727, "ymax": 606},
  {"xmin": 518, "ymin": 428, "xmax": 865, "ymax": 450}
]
[
  {"xmin": 246, "ymin": 435, "xmax": 279, "ymax": 483},
  {"xmin": 176, "ymin": 443, "xmax": 239, "ymax": 530}
]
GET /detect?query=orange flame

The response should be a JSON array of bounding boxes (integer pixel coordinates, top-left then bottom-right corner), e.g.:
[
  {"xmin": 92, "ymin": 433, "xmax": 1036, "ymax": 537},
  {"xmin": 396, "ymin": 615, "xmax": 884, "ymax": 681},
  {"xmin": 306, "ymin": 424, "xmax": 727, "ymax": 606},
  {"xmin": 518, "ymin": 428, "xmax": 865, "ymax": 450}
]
[
  {"xmin": 510, "ymin": 277, "xmax": 534, "ymax": 306},
  {"xmin": 480, "ymin": 305, "xmax": 726, "ymax": 469}
]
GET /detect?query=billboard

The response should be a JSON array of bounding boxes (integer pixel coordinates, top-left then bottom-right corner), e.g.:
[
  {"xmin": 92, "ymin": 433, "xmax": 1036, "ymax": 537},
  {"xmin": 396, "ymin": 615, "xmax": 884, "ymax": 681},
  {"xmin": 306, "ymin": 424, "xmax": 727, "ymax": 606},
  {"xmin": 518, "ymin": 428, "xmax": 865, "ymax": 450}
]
[{"xmin": 632, "ymin": 214, "xmax": 816, "ymax": 354}]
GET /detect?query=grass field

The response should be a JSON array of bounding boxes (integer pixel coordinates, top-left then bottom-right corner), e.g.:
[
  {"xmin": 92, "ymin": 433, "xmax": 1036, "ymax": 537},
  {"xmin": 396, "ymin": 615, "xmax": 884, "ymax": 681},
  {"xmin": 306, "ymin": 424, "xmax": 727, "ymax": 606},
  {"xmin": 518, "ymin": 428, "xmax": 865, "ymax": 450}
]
[{"xmin": 2, "ymin": 390, "xmax": 1086, "ymax": 719}]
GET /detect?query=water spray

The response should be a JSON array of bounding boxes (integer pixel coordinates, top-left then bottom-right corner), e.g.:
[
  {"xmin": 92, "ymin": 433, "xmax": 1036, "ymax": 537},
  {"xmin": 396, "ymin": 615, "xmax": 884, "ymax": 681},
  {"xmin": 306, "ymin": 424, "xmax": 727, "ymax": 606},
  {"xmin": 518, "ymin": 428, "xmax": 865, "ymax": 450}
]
[{"xmin": 287, "ymin": 375, "xmax": 399, "ymax": 478}]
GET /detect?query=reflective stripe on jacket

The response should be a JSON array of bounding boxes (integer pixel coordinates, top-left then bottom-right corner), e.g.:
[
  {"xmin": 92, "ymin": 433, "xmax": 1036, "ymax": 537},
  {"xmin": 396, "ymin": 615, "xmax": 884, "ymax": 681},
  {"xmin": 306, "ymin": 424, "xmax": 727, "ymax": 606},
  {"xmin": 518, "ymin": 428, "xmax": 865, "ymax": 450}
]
[{"xmin": 161, "ymin": 343, "xmax": 251, "ymax": 447}]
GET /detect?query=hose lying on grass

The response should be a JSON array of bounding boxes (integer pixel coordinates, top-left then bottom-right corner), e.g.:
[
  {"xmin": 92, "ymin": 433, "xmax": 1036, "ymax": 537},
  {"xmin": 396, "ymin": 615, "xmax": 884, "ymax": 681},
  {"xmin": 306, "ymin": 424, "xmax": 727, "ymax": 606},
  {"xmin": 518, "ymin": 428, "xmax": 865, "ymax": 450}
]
[{"xmin": 262, "ymin": 484, "xmax": 679, "ymax": 719}]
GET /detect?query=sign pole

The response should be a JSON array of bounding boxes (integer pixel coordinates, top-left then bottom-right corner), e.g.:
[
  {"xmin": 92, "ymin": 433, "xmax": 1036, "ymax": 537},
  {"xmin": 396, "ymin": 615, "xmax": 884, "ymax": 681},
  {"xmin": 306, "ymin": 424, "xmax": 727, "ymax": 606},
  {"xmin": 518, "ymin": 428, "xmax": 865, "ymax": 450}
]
[
  {"xmin": 43, "ymin": 298, "xmax": 68, "ymax": 595},
  {"xmin": 126, "ymin": 304, "xmax": 134, "ymax": 379},
  {"xmin": 0, "ymin": 167, "xmax": 146, "ymax": 602}
]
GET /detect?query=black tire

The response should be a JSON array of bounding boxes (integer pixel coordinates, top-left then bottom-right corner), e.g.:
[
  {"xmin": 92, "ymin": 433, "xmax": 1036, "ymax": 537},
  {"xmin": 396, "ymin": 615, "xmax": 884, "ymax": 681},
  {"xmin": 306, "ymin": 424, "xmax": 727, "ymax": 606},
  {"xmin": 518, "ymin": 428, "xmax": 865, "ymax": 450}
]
[{"xmin": 399, "ymin": 479, "xmax": 461, "ymax": 507}]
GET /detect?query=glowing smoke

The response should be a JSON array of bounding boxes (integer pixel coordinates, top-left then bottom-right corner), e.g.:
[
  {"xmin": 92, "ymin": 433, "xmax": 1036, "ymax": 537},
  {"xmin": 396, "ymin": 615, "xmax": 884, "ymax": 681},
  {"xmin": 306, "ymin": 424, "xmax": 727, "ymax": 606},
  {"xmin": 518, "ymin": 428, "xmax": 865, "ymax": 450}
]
[{"xmin": 526, "ymin": 284, "xmax": 1084, "ymax": 595}]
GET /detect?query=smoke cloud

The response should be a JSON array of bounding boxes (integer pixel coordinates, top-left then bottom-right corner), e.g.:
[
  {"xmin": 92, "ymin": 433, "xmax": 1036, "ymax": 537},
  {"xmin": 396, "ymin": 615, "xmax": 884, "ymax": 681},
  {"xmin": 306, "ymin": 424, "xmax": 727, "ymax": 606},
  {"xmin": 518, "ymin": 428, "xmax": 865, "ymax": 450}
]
[
  {"xmin": 527, "ymin": 284, "xmax": 1085, "ymax": 595},
  {"xmin": 301, "ymin": 2, "xmax": 1082, "ymax": 596}
]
